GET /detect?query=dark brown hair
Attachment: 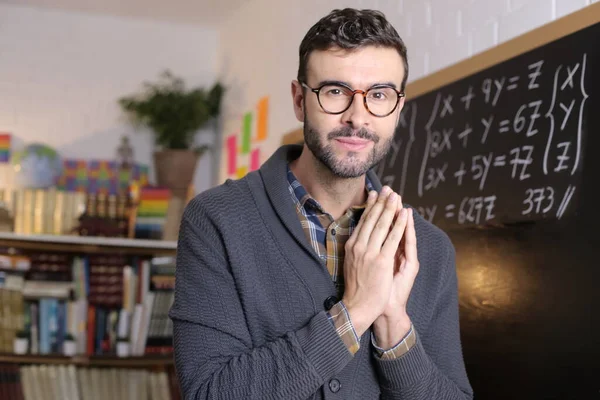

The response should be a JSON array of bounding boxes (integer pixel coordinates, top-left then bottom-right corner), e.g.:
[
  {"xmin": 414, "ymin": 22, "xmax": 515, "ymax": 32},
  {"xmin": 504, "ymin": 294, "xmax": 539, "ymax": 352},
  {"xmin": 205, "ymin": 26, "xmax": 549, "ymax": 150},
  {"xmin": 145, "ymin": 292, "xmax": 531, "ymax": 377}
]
[{"xmin": 298, "ymin": 8, "xmax": 409, "ymax": 92}]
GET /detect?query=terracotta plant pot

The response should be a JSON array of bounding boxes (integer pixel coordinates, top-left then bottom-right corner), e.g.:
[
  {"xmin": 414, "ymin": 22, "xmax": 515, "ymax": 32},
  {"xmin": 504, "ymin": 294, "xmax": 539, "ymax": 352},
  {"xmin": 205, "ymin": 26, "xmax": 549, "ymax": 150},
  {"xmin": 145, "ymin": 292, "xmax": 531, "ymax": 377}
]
[
  {"xmin": 153, "ymin": 150, "xmax": 200, "ymax": 194},
  {"xmin": 153, "ymin": 149, "xmax": 200, "ymax": 241}
]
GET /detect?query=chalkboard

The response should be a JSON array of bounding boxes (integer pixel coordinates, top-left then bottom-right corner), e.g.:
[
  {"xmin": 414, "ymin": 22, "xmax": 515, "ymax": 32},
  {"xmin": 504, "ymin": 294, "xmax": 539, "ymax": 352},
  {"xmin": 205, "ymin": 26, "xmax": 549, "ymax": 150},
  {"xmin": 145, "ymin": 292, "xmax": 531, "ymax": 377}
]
[
  {"xmin": 370, "ymin": 8, "xmax": 600, "ymax": 399},
  {"xmin": 278, "ymin": 8, "xmax": 600, "ymax": 397},
  {"xmin": 376, "ymin": 19, "xmax": 599, "ymax": 230}
]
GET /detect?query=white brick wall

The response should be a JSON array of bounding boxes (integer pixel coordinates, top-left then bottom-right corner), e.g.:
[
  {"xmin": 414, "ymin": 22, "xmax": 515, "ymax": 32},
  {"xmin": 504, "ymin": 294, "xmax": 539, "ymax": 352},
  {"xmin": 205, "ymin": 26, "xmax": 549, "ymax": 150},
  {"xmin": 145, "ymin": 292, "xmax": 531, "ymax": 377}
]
[
  {"xmin": 499, "ymin": 0, "xmax": 554, "ymax": 42},
  {"xmin": 216, "ymin": 0, "xmax": 593, "ymax": 183},
  {"xmin": 1, "ymin": 1, "xmax": 594, "ymax": 190},
  {"xmin": 0, "ymin": 4, "xmax": 219, "ymax": 192}
]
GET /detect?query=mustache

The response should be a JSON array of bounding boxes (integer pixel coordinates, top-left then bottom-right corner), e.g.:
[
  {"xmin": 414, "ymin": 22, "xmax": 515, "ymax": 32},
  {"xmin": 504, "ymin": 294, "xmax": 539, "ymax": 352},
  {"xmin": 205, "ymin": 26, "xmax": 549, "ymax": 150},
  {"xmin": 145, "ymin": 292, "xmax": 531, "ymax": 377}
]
[{"xmin": 327, "ymin": 126, "xmax": 379, "ymax": 143}]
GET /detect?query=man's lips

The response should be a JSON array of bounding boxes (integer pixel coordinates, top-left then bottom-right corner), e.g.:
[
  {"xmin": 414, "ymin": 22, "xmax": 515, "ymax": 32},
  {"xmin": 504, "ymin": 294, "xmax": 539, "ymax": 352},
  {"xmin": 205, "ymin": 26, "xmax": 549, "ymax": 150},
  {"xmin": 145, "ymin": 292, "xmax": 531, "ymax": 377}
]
[{"xmin": 335, "ymin": 137, "xmax": 371, "ymax": 150}]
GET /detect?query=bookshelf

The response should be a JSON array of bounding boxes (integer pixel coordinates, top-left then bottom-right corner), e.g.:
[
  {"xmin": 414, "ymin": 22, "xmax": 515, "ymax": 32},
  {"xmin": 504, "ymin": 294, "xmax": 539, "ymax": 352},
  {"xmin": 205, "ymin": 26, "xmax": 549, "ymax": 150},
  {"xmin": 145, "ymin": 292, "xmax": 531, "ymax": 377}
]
[
  {"xmin": 0, "ymin": 233, "xmax": 180, "ymax": 399},
  {"xmin": 0, "ymin": 232, "xmax": 177, "ymax": 256},
  {"xmin": 0, "ymin": 353, "xmax": 173, "ymax": 367}
]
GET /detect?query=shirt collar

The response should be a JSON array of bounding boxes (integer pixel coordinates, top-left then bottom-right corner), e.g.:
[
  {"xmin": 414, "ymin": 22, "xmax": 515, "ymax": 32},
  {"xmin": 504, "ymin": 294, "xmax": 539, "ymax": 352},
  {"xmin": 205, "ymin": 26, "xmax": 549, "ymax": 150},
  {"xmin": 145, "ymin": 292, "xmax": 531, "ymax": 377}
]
[{"xmin": 287, "ymin": 164, "xmax": 375, "ymax": 213}]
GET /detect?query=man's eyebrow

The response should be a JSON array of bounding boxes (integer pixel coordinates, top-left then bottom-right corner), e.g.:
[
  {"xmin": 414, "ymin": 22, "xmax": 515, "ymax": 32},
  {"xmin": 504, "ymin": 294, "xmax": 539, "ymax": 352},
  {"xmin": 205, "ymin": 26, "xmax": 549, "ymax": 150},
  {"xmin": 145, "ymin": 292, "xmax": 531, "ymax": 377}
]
[
  {"xmin": 369, "ymin": 81, "xmax": 398, "ymax": 89},
  {"xmin": 315, "ymin": 79, "xmax": 350, "ymax": 87},
  {"xmin": 315, "ymin": 80, "xmax": 398, "ymax": 90}
]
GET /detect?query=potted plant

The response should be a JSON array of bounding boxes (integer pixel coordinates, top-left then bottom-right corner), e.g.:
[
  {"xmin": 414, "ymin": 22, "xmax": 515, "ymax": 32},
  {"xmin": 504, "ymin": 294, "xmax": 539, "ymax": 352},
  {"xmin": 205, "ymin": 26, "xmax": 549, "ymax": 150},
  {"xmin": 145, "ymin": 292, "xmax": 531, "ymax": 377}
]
[
  {"xmin": 14, "ymin": 329, "xmax": 29, "ymax": 354},
  {"xmin": 118, "ymin": 70, "xmax": 224, "ymax": 194},
  {"xmin": 62, "ymin": 333, "xmax": 76, "ymax": 356},
  {"xmin": 118, "ymin": 70, "xmax": 224, "ymax": 240}
]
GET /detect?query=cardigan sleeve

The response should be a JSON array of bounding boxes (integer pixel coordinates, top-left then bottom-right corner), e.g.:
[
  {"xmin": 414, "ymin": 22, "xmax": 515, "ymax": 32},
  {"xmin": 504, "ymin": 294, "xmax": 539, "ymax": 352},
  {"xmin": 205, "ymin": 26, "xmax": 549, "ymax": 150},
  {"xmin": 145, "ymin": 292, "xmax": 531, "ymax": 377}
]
[
  {"xmin": 374, "ymin": 238, "xmax": 474, "ymax": 400},
  {"xmin": 168, "ymin": 213, "xmax": 354, "ymax": 400}
]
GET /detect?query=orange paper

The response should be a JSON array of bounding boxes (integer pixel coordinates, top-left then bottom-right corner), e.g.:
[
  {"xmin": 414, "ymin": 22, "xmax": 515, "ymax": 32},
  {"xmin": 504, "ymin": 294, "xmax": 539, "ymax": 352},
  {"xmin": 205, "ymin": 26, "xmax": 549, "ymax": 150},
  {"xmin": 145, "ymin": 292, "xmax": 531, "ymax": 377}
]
[{"xmin": 256, "ymin": 97, "xmax": 269, "ymax": 141}]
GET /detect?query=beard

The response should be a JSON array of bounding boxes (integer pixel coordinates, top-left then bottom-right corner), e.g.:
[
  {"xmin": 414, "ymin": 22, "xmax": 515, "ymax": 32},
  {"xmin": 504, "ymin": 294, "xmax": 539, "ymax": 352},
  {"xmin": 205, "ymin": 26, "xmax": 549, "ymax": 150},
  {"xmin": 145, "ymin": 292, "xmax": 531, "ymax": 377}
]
[{"xmin": 303, "ymin": 118, "xmax": 393, "ymax": 179}]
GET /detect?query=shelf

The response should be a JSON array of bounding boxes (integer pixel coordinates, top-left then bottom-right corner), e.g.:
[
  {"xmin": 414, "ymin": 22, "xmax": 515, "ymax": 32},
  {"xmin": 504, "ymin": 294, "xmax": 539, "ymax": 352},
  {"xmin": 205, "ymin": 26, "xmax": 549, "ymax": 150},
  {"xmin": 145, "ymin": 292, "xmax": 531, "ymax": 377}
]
[
  {"xmin": 0, "ymin": 232, "xmax": 177, "ymax": 256},
  {"xmin": 0, "ymin": 353, "xmax": 174, "ymax": 367}
]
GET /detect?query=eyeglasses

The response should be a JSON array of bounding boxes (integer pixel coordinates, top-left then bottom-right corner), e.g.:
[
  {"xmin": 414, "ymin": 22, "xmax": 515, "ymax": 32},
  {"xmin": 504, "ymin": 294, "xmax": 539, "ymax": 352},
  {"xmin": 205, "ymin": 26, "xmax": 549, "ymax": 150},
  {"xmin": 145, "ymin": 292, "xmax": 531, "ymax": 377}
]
[{"xmin": 301, "ymin": 82, "xmax": 405, "ymax": 117}]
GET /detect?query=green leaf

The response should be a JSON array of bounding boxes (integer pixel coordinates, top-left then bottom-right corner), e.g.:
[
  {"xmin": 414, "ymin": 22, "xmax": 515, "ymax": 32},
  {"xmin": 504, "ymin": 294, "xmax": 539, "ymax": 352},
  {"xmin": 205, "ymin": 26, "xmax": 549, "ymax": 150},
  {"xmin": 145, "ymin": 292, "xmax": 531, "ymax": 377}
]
[{"xmin": 117, "ymin": 70, "xmax": 225, "ymax": 150}]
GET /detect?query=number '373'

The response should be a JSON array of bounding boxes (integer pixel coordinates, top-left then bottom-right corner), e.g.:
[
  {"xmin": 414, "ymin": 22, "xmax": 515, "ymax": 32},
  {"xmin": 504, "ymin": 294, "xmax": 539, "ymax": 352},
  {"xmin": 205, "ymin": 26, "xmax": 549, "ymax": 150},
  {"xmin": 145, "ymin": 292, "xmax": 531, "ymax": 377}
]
[{"xmin": 522, "ymin": 187, "xmax": 554, "ymax": 215}]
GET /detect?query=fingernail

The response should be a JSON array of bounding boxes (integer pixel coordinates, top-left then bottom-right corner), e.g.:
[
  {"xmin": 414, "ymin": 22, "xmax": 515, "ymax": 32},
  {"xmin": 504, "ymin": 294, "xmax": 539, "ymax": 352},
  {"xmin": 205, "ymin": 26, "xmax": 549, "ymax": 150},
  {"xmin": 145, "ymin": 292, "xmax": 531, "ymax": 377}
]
[
  {"xmin": 388, "ymin": 192, "xmax": 397, "ymax": 202},
  {"xmin": 381, "ymin": 186, "xmax": 390, "ymax": 195},
  {"xmin": 368, "ymin": 190, "xmax": 377, "ymax": 199}
]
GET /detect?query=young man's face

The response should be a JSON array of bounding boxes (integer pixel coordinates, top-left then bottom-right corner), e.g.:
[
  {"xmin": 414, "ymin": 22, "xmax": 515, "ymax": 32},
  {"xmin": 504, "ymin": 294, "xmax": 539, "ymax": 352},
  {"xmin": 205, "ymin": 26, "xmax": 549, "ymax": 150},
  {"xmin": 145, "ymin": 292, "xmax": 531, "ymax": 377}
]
[{"xmin": 292, "ymin": 45, "xmax": 406, "ymax": 178}]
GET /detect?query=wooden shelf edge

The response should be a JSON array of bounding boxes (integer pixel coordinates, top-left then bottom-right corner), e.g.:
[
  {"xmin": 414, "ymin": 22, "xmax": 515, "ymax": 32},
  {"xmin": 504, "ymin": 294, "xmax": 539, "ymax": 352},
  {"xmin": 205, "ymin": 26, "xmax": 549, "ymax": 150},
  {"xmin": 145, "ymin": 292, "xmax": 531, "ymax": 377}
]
[
  {"xmin": 0, "ymin": 353, "xmax": 174, "ymax": 367},
  {"xmin": 0, "ymin": 232, "xmax": 177, "ymax": 255}
]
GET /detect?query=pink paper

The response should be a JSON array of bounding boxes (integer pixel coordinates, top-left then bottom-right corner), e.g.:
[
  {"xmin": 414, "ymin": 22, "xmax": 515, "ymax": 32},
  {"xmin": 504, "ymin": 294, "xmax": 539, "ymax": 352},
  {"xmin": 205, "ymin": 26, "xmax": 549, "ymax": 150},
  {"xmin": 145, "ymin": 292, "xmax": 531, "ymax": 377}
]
[
  {"xmin": 250, "ymin": 148, "xmax": 260, "ymax": 171},
  {"xmin": 227, "ymin": 135, "xmax": 237, "ymax": 175}
]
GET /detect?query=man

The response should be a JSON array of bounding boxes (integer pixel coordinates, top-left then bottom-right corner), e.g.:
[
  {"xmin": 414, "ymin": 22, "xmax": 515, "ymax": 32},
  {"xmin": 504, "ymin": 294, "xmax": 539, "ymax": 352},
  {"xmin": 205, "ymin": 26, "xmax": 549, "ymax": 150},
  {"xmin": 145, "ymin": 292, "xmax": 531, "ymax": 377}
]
[{"xmin": 169, "ymin": 8, "xmax": 473, "ymax": 400}]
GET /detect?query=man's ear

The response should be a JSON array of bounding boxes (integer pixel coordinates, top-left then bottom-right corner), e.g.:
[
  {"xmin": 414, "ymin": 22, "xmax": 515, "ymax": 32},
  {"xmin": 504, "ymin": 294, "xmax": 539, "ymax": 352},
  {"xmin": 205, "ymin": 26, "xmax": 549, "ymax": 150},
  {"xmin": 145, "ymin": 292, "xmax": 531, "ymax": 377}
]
[
  {"xmin": 395, "ymin": 96, "xmax": 406, "ymax": 127},
  {"xmin": 291, "ymin": 80, "xmax": 305, "ymax": 123}
]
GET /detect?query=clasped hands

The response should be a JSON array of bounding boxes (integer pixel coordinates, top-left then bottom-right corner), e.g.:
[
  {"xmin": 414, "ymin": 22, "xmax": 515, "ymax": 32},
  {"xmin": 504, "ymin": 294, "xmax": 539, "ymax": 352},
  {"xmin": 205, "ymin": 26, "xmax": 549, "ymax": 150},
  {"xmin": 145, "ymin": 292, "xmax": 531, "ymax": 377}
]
[{"xmin": 342, "ymin": 186, "xmax": 419, "ymax": 349}]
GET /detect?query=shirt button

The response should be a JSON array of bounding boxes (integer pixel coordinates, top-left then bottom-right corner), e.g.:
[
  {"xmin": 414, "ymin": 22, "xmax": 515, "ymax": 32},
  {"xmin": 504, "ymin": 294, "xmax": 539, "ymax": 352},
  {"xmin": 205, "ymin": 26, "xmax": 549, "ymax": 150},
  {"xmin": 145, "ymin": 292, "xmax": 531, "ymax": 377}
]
[
  {"xmin": 324, "ymin": 296, "xmax": 338, "ymax": 310},
  {"xmin": 330, "ymin": 228, "xmax": 336, "ymax": 236},
  {"xmin": 329, "ymin": 379, "xmax": 341, "ymax": 393}
]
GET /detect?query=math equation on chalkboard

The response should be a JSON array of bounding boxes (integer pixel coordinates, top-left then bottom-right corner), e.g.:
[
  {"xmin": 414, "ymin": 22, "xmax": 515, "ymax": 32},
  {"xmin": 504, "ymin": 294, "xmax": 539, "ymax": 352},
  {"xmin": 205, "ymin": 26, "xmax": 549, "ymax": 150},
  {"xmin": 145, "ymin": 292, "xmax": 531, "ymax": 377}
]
[{"xmin": 376, "ymin": 22, "xmax": 598, "ymax": 228}]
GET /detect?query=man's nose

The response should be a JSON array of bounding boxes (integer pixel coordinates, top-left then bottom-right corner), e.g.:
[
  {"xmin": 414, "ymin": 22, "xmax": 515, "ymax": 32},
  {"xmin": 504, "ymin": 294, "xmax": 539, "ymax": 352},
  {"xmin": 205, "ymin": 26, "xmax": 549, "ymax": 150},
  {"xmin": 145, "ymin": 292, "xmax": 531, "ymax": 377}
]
[{"xmin": 341, "ymin": 93, "xmax": 370, "ymax": 129}]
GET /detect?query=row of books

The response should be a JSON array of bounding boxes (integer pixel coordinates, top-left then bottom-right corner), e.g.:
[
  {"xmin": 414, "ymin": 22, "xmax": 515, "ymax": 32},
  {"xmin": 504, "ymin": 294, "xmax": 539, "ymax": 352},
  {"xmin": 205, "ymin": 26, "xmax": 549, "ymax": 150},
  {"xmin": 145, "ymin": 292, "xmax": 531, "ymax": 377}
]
[
  {"xmin": 0, "ymin": 188, "xmax": 133, "ymax": 236},
  {"xmin": 0, "ymin": 188, "xmax": 87, "ymax": 236},
  {"xmin": 0, "ymin": 252, "xmax": 175, "ymax": 357},
  {"xmin": 0, "ymin": 186, "xmax": 173, "ymax": 239},
  {"xmin": 0, "ymin": 363, "xmax": 180, "ymax": 400}
]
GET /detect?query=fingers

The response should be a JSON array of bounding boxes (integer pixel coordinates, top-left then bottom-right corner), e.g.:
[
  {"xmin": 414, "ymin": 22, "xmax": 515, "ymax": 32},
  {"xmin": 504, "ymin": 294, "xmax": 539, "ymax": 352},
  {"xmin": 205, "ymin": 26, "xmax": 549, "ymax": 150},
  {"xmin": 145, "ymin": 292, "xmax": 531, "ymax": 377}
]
[
  {"xmin": 389, "ymin": 195, "xmax": 404, "ymax": 234},
  {"xmin": 403, "ymin": 208, "xmax": 418, "ymax": 265},
  {"xmin": 395, "ymin": 193, "xmax": 404, "ymax": 215},
  {"xmin": 381, "ymin": 208, "xmax": 409, "ymax": 259},
  {"xmin": 351, "ymin": 189, "xmax": 378, "ymax": 237},
  {"xmin": 368, "ymin": 191, "xmax": 401, "ymax": 248},
  {"xmin": 352, "ymin": 186, "xmax": 392, "ymax": 246}
]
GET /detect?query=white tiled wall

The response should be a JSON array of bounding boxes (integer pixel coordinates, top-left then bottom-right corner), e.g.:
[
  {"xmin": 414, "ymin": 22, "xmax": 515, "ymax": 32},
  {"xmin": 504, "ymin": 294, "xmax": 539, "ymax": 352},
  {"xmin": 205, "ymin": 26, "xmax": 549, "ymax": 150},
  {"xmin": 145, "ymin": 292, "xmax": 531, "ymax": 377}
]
[
  {"xmin": 0, "ymin": 4, "xmax": 219, "ymax": 192},
  {"xmin": 216, "ymin": 0, "xmax": 595, "ymax": 183}
]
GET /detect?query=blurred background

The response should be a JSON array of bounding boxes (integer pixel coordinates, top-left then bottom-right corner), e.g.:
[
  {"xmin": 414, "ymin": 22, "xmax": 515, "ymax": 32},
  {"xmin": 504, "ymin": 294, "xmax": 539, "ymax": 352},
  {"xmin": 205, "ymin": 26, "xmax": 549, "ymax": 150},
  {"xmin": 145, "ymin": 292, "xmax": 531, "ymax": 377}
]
[
  {"xmin": 0, "ymin": 0, "xmax": 593, "ymax": 195},
  {"xmin": 0, "ymin": 1, "xmax": 598, "ymax": 399}
]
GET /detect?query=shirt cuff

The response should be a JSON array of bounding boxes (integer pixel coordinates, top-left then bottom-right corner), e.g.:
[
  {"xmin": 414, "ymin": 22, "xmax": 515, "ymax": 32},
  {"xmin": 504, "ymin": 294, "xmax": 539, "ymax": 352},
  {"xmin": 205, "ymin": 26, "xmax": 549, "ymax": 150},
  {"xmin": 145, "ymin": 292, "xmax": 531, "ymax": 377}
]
[
  {"xmin": 371, "ymin": 323, "xmax": 417, "ymax": 360},
  {"xmin": 326, "ymin": 301, "xmax": 361, "ymax": 355}
]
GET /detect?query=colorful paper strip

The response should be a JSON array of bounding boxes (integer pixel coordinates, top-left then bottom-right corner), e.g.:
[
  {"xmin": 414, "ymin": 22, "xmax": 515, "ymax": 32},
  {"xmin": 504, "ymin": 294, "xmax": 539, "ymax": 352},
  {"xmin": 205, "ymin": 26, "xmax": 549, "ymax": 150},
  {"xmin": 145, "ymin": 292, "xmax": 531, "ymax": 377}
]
[
  {"xmin": 250, "ymin": 148, "xmax": 260, "ymax": 171},
  {"xmin": 242, "ymin": 112, "xmax": 252, "ymax": 154},
  {"xmin": 236, "ymin": 166, "xmax": 248, "ymax": 179},
  {"xmin": 256, "ymin": 97, "xmax": 269, "ymax": 142},
  {"xmin": 227, "ymin": 135, "xmax": 237, "ymax": 175}
]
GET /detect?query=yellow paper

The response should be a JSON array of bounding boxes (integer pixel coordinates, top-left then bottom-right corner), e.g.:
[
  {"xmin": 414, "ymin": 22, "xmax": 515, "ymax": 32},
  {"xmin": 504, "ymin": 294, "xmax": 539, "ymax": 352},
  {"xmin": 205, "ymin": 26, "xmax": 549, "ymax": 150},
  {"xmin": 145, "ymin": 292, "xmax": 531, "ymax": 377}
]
[{"xmin": 236, "ymin": 166, "xmax": 248, "ymax": 179}]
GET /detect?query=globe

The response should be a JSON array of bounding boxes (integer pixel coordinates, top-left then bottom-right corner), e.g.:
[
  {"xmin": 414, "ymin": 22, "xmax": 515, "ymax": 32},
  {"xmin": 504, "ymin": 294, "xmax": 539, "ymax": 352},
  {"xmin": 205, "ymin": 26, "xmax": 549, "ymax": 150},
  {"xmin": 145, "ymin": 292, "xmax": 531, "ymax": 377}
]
[{"xmin": 11, "ymin": 143, "xmax": 63, "ymax": 189}]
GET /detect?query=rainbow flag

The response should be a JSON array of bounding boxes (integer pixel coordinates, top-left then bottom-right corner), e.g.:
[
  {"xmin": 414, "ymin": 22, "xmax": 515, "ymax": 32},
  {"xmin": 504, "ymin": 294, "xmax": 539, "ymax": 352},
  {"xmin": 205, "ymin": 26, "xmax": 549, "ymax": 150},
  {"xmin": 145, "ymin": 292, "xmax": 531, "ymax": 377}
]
[{"xmin": 0, "ymin": 133, "xmax": 11, "ymax": 163}]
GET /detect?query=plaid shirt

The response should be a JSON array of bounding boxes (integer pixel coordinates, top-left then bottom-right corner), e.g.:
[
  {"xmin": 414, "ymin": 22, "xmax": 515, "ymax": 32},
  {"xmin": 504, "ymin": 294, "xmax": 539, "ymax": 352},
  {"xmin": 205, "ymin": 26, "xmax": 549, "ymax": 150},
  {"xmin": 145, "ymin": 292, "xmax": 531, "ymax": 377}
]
[{"xmin": 287, "ymin": 165, "xmax": 415, "ymax": 359}]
